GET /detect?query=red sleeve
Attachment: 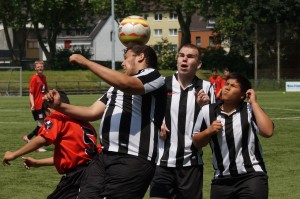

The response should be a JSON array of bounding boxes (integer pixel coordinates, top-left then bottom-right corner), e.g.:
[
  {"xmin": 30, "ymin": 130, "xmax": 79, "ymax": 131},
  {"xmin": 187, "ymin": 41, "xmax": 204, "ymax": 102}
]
[{"xmin": 38, "ymin": 115, "xmax": 62, "ymax": 146}]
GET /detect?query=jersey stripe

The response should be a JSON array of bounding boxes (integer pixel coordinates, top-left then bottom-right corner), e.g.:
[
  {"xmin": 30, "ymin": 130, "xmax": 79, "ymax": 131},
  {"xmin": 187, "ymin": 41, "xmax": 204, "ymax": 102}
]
[
  {"xmin": 99, "ymin": 68, "xmax": 166, "ymax": 161},
  {"xmin": 158, "ymin": 74, "xmax": 215, "ymax": 167},
  {"xmin": 194, "ymin": 102, "xmax": 267, "ymax": 178}
]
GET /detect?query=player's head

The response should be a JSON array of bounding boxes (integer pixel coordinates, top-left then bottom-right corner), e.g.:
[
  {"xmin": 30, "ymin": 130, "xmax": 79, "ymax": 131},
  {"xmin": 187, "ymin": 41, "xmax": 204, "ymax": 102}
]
[
  {"xmin": 125, "ymin": 44, "xmax": 157, "ymax": 68},
  {"xmin": 223, "ymin": 67, "xmax": 230, "ymax": 77},
  {"xmin": 223, "ymin": 72, "xmax": 251, "ymax": 101},
  {"xmin": 176, "ymin": 43, "xmax": 202, "ymax": 74},
  {"xmin": 42, "ymin": 91, "xmax": 70, "ymax": 115},
  {"xmin": 34, "ymin": 60, "xmax": 44, "ymax": 75},
  {"xmin": 210, "ymin": 67, "xmax": 218, "ymax": 77}
]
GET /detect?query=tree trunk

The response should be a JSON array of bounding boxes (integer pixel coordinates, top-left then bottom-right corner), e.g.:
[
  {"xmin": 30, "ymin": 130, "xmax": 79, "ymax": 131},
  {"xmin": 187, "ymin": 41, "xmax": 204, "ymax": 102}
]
[
  {"xmin": 176, "ymin": 8, "xmax": 191, "ymax": 48},
  {"xmin": 2, "ymin": 19, "xmax": 18, "ymax": 63}
]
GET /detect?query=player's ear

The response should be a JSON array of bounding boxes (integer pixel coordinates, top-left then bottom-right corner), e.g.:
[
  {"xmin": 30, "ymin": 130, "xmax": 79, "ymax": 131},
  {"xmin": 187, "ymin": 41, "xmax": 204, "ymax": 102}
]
[
  {"xmin": 240, "ymin": 92, "xmax": 246, "ymax": 100},
  {"xmin": 197, "ymin": 61, "xmax": 202, "ymax": 69},
  {"xmin": 137, "ymin": 53, "xmax": 145, "ymax": 62}
]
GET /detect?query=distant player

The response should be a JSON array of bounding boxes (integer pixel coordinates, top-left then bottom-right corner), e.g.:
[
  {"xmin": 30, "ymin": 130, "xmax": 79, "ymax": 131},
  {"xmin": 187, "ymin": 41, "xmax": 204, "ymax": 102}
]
[
  {"xmin": 218, "ymin": 67, "xmax": 230, "ymax": 99},
  {"xmin": 193, "ymin": 72, "xmax": 274, "ymax": 199},
  {"xmin": 3, "ymin": 91, "xmax": 100, "ymax": 199},
  {"xmin": 209, "ymin": 67, "xmax": 222, "ymax": 103},
  {"xmin": 22, "ymin": 60, "xmax": 48, "ymax": 152}
]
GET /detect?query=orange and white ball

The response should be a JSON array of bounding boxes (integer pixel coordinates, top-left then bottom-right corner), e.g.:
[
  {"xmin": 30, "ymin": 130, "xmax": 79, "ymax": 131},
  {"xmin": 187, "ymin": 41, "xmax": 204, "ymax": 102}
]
[{"xmin": 118, "ymin": 15, "xmax": 151, "ymax": 47}]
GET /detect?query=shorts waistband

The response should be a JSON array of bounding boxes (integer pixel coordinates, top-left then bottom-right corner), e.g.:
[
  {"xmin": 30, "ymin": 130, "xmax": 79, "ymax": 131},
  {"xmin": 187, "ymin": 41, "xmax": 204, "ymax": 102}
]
[{"xmin": 65, "ymin": 162, "xmax": 90, "ymax": 175}]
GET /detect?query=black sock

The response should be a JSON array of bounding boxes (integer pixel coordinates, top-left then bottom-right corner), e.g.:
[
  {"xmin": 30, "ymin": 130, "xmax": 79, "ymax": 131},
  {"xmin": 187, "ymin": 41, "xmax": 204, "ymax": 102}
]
[{"xmin": 27, "ymin": 126, "xmax": 41, "ymax": 140}]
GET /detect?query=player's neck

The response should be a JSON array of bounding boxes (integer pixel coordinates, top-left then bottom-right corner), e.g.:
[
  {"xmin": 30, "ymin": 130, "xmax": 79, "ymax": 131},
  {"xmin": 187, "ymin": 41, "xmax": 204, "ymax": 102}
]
[
  {"xmin": 178, "ymin": 73, "xmax": 194, "ymax": 89},
  {"xmin": 221, "ymin": 101, "xmax": 239, "ymax": 115}
]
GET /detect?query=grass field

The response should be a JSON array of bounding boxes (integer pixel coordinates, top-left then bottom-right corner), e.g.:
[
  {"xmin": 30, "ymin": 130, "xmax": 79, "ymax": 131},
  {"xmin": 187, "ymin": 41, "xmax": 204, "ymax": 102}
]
[{"xmin": 0, "ymin": 92, "xmax": 300, "ymax": 199}]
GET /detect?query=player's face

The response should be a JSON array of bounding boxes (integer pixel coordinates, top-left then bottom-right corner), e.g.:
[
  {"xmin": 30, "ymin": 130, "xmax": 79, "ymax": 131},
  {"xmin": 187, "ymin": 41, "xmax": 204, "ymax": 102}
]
[
  {"xmin": 35, "ymin": 63, "xmax": 44, "ymax": 75},
  {"xmin": 121, "ymin": 50, "xmax": 139, "ymax": 76},
  {"xmin": 177, "ymin": 47, "xmax": 201, "ymax": 76},
  {"xmin": 223, "ymin": 70, "xmax": 230, "ymax": 77},
  {"xmin": 221, "ymin": 78, "xmax": 245, "ymax": 102}
]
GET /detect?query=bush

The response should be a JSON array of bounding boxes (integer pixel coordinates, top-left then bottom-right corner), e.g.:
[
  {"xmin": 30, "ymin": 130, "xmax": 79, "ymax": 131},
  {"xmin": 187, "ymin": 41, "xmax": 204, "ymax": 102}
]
[
  {"xmin": 153, "ymin": 38, "xmax": 177, "ymax": 70},
  {"xmin": 201, "ymin": 47, "xmax": 254, "ymax": 78},
  {"xmin": 52, "ymin": 46, "xmax": 93, "ymax": 70}
]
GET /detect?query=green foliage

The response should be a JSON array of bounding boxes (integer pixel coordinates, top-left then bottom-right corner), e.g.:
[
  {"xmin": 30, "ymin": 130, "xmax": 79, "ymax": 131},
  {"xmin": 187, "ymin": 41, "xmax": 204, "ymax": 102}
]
[
  {"xmin": 201, "ymin": 47, "xmax": 253, "ymax": 77},
  {"xmin": 89, "ymin": 0, "xmax": 151, "ymax": 20},
  {"xmin": 199, "ymin": 0, "xmax": 300, "ymax": 57},
  {"xmin": 153, "ymin": 38, "xmax": 177, "ymax": 70},
  {"xmin": 52, "ymin": 47, "xmax": 93, "ymax": 70}
]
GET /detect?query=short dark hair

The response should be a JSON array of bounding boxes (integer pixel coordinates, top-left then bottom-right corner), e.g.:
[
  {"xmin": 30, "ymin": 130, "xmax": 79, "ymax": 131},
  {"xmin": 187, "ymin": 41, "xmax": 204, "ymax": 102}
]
[
  {"xmin": 211, "ymin": 68, "xmax": 217, "ymax": 72},
  {"xmin": 227, "ymin": 72, "xmax": 251, "ymax": 93},
  {"xmin": 42, "ymin": 91, "xmax": 70, "ymax": 114},
  {"xmin": 125, "ymin": 44, "xmax": 158, "ymax": 69}
]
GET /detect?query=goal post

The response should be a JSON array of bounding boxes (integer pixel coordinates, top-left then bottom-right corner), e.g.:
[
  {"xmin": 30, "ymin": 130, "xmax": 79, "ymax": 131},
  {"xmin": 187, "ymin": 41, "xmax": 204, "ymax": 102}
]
[{"xmin": 0, "ymin": 66, "xmax": 22, "ymax": 96}]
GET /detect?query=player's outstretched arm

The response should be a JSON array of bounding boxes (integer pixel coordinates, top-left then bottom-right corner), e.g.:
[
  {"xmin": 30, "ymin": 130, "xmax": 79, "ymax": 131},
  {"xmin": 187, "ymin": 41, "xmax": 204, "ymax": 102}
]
[
  {"xmin": 2, "ymin": 136, "xmax": 46, "ymax": 166},
  {"xmin": 43, "ymin": 89, "xmax": 105, "ymax": 121},
  {"xmin": 22, "ymin": 157, "xmax": 54, "ymax": 169},
  {"xmin": 246, "ymin": 89, "xmax": 274, "ymax": 138},
  {"xmin": 69, "ymin": 54, "xmax": 145, "ymax": 95}
]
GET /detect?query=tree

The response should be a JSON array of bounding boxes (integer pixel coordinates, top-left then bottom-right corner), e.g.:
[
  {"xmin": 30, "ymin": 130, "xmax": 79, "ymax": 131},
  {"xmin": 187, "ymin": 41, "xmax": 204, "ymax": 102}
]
[
  {"xmin": 199, "ymin": 0, "xmax": 300, "ymax": 57},
  {"xmin": 0, "ymin": 0, "xmax": 28, "ymax": 64},
  {"xmin": 25, "ymin": 0, "xmax": 94, "ymax": 65},
  {"xmin": 153, "ymin": 38, "xmax": 177, "ymax": 69}
]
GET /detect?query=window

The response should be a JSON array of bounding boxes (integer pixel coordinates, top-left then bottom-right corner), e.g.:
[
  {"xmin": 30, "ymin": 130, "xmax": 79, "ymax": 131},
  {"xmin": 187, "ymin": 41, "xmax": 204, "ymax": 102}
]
[
  {"xmin": 196, "ymin": 37, "xmax": 201, "ymax": 48},
  {"xmin": 143, "ymin": 14, "xmax": 148, "ymax": 20},
  {"xmin": 206, "ymin": 18, "xmax": 216, "ymax": 29},
  {"xmin": 169, "ymin": 29, "xmax": 178, "ymax": 36},
  {"xmin": 209, "ymin": 36, "xmax": 214, "ymax": 46},
  {"xmin": 27, "ymin": 40, "xmax": 39, "ymax": 49},
  {"xmin": 170, "ymin": 45, "xmax": 178, "ymax": 52},
  {"xmin": 154, "ymin": 29, "xmax": 163, "ymax": 37},
  {"xmin": 154, "ymin": 13, "xmax": 163, "ymax": 21},
  {"xmin": 169, "ymin": 12, "xmax": 177, "ymax": 20}
]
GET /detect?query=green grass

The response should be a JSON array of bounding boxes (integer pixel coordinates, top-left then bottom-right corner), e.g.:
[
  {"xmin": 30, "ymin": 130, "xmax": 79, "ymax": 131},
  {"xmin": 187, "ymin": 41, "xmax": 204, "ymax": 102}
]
[
  {"xmin": 1, "ymin": 92, "xmax": 300, "ymax": 199},
  {"xmin": 0, "ymin": 69, "xmax": 211, "ymax": 94}
]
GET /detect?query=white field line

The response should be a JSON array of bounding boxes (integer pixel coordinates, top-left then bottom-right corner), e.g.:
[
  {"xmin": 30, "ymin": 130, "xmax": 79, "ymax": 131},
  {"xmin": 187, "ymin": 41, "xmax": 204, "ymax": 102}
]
[
  {"xmin": 272, "ymin": 117, "xmax": 300, "ymax": 120},
  {"xmin": 264, "ymin": 107, "xmax": 300, "ymax": 112},
  {"xmin": 264, "ymin": 107, "xmax": 300, "ymax": 120}
]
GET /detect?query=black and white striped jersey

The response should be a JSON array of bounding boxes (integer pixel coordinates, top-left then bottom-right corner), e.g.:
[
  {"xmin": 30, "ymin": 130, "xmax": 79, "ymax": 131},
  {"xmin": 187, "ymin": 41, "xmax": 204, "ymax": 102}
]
[
  {"xmin": 157, "ymin": 73, "xmax": 215, "ymax": 167},
  {"xmin": 193, "ymin": 102, "xmax": 267, "ymax": 178},
  {"xmin": 99, "ymin": 68, "xmax": 166, "ymax": 162}
]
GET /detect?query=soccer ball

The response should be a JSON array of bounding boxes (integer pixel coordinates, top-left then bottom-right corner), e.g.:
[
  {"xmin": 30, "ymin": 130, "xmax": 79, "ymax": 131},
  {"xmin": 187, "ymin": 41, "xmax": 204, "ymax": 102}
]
[{"xmin": 118, "ymin": 15, "xmax": 151, "ymax": 47}]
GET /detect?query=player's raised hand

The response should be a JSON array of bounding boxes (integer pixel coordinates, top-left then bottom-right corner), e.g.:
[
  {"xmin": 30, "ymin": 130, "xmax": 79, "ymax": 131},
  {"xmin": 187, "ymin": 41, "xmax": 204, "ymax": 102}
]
[
  {"xmin": 69, "ymin": 54, "xmax": 88, "ymax": 67},
  {"xmin": 43, "ymin": 89, "xmax": 61, "ymax": 109},
  {"xmin": 246, "ymin": 89, "xmax": 257, "ymax": 105},
  {"xmin": 195, "ymin": 89, "xmax": 210, "ymax": 107},
  {"xmin": 2, "ymin": 151, "xmax": 16, "ymax": 166}
]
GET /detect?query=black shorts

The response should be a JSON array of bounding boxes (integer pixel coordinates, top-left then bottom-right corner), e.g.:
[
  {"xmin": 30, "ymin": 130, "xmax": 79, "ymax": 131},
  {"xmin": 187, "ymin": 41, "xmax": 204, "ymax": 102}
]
[
  {"xmin": 47, "ymin": 164, "xmax": 88, "ymax": 199},
  {"xmin": 210, "ymin": 172, "xmax": 268, "ymax": 199},
  {"xmin": 32, "ymin": 109, "xmax": 45, "ymax": 121},
  {"xmin": 78, "ymin": 151, "xmax": 156, "ymax": 199},
  {"xmin": 150, "ymin": 165, "xmax": 203, "ymax": 199}
]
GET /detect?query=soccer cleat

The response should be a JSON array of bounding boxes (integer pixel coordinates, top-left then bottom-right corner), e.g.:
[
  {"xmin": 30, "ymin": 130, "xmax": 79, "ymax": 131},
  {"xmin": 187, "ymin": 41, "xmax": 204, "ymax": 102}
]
[
  {"xmin": 22, "ymin": 135, "xmax": 30, "ymax": 143},
  {"xmin": 35, "ymin": 148, "xmax": 47, "ymax": 152}
]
